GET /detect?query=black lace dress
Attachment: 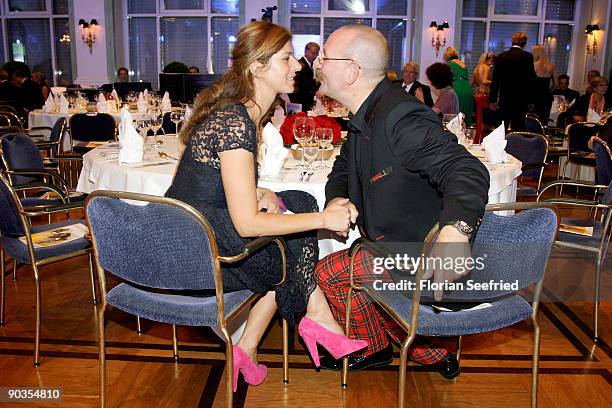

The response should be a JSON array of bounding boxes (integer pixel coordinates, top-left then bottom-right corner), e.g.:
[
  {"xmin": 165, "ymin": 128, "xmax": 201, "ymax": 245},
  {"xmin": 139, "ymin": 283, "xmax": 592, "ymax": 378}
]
[{"xmin": 165, "ymin": 104, "xmax": 318, "ymax": 324}]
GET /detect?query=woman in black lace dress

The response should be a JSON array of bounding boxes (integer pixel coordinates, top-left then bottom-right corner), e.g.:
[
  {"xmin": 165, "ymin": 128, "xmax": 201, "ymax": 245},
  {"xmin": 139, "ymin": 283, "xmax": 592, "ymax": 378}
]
[{"xmin": 165, "ymin": 21, "xmax": 366, "ymax": 391}]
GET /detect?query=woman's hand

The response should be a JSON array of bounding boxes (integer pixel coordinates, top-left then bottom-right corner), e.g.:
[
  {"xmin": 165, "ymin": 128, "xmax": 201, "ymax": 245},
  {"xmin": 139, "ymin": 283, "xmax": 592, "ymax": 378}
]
[
  {"xmin": 322, "ymin": 198, "xmax": 355, "ymax": 236},
  {"xmin": 256, "ymin": 188, "xmax": 280, "ymax": 213}
]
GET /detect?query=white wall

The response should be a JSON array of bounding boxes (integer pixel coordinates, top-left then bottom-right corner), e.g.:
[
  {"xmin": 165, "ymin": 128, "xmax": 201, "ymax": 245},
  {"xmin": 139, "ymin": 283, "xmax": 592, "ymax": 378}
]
[
  {"xmin": 71, "ymin": 0, "xmax": 111, "ymax": 86},
  {"xmin": 418, "ymin": 0, "xmax": 457, "ymax": 81}
]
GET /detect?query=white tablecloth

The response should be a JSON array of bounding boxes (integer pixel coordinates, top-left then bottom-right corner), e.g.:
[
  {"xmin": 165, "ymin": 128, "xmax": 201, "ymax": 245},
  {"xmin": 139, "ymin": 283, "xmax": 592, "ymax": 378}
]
[{"xmin": 77, "ymin": 138, "xmax": 522, "ymax": 257}]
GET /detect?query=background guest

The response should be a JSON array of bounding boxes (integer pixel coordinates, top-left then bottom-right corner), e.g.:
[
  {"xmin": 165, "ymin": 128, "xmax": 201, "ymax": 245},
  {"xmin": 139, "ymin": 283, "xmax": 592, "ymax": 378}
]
[
  {"xmin": 532, "ymin": 45, "xmax": 557, "ymax": 124},
  {"xmin": 426, "ymin": 62, "xmax": 459, "ymax": 117},
  {"xmin": 31, "ymin": 71, "xmax": 51, "ymax": 100},
  {"xmin": 288, "ymin": 42, "xmax": 319, "ymax": 112},
  {"xmin": 443, "ymin": 47, "xmax": 473, "ymax": 125},
  {"xmin": 489, "ymin": 31, "xmax": 537, "ymax": 131},
  {"xmin": 572, "ymin": 76, "xmax": 610, "ymax": 122},
  {"xmin": 401, "ymin": 62, "xmax": 434, "ymax": 107},
  {"xmin": 117, "ymin": 67, "xmax": 129, "ymax": 83},
  {"xmin": 585, "ymin": 69, "xmax": 601, "ymax": 95},
  {"xmin": 471, "ymin": 52, "xmax": 494, "ymax": 96},
  {"xmin": 188, "ymin": 66, "xmax": 200, "ymax": 74},
  {"xmin": 386, "ymin": 69, "xmax": 398, "ymax": 82},
  {"xmin": 552, "ymin": 74, "xmax": 579, "ymax": 104}
]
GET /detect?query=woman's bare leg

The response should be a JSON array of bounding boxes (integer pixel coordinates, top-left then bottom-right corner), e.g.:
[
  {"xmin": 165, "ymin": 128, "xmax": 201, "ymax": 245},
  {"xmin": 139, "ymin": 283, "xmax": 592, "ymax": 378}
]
[
  {"xmin": 236, "ymin": 290, "xmax": 277, "ymax": 362},
  {"xmin": 304, "ymin": 286, "xmax": 344, "ymax": 334}
]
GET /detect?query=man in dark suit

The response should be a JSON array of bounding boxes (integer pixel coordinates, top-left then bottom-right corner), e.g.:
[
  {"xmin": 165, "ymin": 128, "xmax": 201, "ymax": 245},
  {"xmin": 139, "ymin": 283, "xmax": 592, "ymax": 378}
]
[
  {"xmin": 288, "ymin": 42, "xmax": 319, "ymax": 112},
  {"xmin": 489, "ymin": 32, "xmax": 537, "ymax": 131},
  {"xmin": 552, "ymin": 74, "xmax": 579, "ymax": 104},
  {"xmin": 401, "ymin": 62, "xmax": 434, "ymax": 107},
  {"xmin": 313, "ymin": 25, "xmax": 489, "ymax": 377}
]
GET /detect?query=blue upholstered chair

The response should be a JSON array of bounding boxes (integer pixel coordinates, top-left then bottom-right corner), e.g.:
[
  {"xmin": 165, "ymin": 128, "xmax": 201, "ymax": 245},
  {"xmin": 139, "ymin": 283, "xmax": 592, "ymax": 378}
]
[
  {"xmin": 85, "ymin": 191, "xmax": 289, "ymax": 408},
  {"xmin": 538, "ymin": 180, "xmax": 612, "ymax": 339},
  {"xmin": 0, "ymin": 132, "xmax": 86, "ymax": 207},
  {"xmin": 0, "ymin": 173, "xmax": 96, "ymax": 366},
  {"xmin": 593, "ymin": 138, "xmax": 612, "ymax": 186},
  {"xmin": 561, "ymin": 122, "xmax": 600, "ymax": 185},
  {"xmin": 525, "ymin": 113, "xmax": 564, "ymax": 147},
  {"xmin": 505, "ymin": 132, "xmax": 549, "ymax": 196},
  {"xmin": 69, "ymin": 113, "xmax": 116, "ymax": 154},
  {"xmin": 342, "ymin": 202, "xmax": 558, "ymax": 408}
]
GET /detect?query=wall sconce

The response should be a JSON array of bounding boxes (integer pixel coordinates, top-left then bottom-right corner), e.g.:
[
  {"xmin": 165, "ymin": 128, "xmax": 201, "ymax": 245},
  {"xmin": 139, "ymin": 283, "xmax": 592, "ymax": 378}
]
[
  {"xmin": 430, "ymin": 21, "xmax": 449, "ymax": 57},
  {"xmin": 585, "ymin": 24, "xmax": 599, "ymax": 61},
  {"xmin": 78, "ymin": 19, "xmax": 97, "ymax": 53}
]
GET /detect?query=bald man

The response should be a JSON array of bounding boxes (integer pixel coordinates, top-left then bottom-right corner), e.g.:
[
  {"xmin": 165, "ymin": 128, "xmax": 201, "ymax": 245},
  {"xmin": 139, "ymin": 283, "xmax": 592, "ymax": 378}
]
[{"xmin": 313, "ymin": 25, "xmax": 490, "ymax": 377}]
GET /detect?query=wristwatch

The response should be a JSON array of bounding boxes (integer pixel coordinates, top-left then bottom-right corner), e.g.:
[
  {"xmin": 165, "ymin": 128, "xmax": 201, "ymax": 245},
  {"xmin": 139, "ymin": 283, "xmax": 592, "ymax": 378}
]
[{"xmin": 445, "ymin": 220, "xmax": 474, "ymax": 237}]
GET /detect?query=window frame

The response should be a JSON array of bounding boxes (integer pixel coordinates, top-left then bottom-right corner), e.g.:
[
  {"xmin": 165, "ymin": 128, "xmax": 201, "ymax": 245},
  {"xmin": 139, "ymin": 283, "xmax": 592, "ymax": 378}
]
[
  {"xmin": 459, "ymin": 0, "xmax": 578, "ymax": 75},
  {"xmin": 289, "ymin": 0, "xmax": 413, "ymax": 73},
  {"xmin": 0, "ymin": 0, "xmax": 70, "ymax": 86},
  {"xmin": 124, "ymin": 0, "xmax": 239, "ymax": 88}
]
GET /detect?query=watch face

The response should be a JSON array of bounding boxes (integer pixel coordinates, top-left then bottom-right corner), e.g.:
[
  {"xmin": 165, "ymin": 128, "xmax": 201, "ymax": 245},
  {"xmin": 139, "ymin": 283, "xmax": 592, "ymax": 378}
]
[{"xmin": 456, "ymin": 221, "xmax": 473, "ymax": 234}]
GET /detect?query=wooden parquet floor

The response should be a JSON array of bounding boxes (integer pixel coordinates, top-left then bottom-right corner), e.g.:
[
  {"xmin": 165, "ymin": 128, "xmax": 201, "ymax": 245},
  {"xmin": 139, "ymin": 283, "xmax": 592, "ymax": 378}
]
[{"xmin": 1, "ymin": 175, "xmax": 611, "ymax": 407}]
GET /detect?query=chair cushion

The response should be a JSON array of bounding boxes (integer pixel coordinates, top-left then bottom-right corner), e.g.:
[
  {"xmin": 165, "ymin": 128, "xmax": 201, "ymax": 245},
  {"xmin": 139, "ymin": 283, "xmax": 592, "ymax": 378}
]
[
  {"xmin": 106, "ymin": 284, "xmax": 254, "ymax": 327},
  {"xmin": 0, "ymin": 219, "xmax": 91, "ymax": 264},
  {"xmin": 557, "ymin": 217, "xmax": 603, "ymax": 248},
  {"xmin": 365, "ymin": 286, "xmax": 532, "ymax": 337}
]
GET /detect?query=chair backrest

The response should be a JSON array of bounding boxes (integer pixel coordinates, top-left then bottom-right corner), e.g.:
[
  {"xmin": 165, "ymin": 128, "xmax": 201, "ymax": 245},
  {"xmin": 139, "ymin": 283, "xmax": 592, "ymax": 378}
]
[
  {"xmin": 567, "ymin": 122, "xmax": 600, "ymax": 153},
  {"xmin": 0, "ymin": 112, "xmax": 23, "ymax": 130},
  {"xmin": 49, "ymin": 117, "xmax": 67, "ymax": 144},
  {"xmin": 0, "ymin": 132, "xmax": 44, "ymax": 185},
  {"xmin": 593, "ymin": 139, "xmax": 612, "ymax": 186},
  {"xmin": 86, "ymin": 192, "xmax": 219, "ymax": 290},
  {"xmin": 69, "ymin": 113, "xmax": 116, "ymax": 143},
  {"xmin": 505, "ymin": 131, "xmax": 548, "ymax": 179},
  {"xmin": 0, "ymin": 173, "xmax": 26, "ymax": 238},
  {"xmin": 0, "ymin": 104, "xmax": 18, "ymax": 115},
  {"xmin": 525, "ymin": 113, "xmax": 544, "ymax": 135},
  {"xmin": 442, "ymin": 206, "xmax": 558, "ymax": 301}
]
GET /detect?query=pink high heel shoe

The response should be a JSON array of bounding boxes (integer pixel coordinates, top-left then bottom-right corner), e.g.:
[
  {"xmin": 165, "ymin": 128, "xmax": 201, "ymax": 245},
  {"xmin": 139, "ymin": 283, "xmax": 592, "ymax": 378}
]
[
  {"xmin": 298, "ymin": 316, "xmax": 368, "ymax": 367},
  {"xmin": 232, "ymin": 345, "xmax": 268, "ymax": 392}
]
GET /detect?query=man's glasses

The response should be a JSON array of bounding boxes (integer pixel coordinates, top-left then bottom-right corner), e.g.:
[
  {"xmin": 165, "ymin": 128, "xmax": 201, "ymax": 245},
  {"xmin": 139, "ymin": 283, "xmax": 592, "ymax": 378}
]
[{"xmin": 316, "ymin": 54, "xmax": 361, "ymax": 69}]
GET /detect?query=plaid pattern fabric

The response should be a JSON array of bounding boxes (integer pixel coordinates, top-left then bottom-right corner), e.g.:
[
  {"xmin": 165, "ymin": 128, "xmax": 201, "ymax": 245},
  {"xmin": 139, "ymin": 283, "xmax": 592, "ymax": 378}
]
[{"xmin": 315, "ymin": 248, "xmax": 448, "ymax": 364}]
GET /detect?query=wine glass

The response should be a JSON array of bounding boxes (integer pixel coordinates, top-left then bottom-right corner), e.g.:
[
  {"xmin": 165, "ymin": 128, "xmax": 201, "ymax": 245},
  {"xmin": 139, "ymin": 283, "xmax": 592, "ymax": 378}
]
[
  {"xmin": 442, "ymin": 113, "xmax": 458, "ymax": 129},
  {"xmin": 315, "ymin": 127, "xmax": 333, "ymax": 168},
  {"xmin": 301, "ymin": 136, "xmax": 319, "ymax": 181},
  {"xmin": 147, "ymin": 109, "xmax": 163, "ymax": 148},
  {"xmin": 292, "ymin": 116, "xmax": 315, "ymax": 168},
  {"xmin": 170, "ymin": 111, "xmax": 184, "ymax": 135},
  {"xmin": 135, "ymin": 119, "xmax": 150, "ymax": 139}
]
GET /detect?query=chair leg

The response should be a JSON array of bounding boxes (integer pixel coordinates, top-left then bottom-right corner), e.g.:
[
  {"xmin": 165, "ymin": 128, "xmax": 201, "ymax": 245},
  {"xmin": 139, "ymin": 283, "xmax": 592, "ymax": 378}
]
[
  {"xmin": 88, "ymin": 254, "xmax": 97, "ymax": 305},
  {"xmin": 225, "ymin": 340, "xmax": 233, "ymax": 408},
  {"xmin": 531, "ymin": 314, "xmax": 541, "ymax": 408},
  {"xmin": 98, "ymin": 304, "xmax": 107, "ymax": 408},
  {"xmin": 1, "ymin": 248, "xmax": 5, "ymax": 326},
  {"xmin": 594, "ymin": 256, "xmax": 602, "ymax": 340},
  {"xmin": 12, "ymin": 259, "xmax": 16, "ymax": 282},
  {"xmin": 172, "ymin": 324, "xmax": 179, "ymax": 362},
  {"xmin": 33, "ymin": 267, "xmax": 41, "ymax": 367},
  {"xmin": 398, "ymin": 336, "xmax": 414, "ymax": 408},
  {"xmin": 136, "ymin": 316, "xmax": 142, "ymax": 334},
  {"xmin": 456, "ymin": 336, "xmax": 463, "ymax": 364},
  {"xmin": 282, "ymin": 319, "xmax": 289, "ymax": 384}
]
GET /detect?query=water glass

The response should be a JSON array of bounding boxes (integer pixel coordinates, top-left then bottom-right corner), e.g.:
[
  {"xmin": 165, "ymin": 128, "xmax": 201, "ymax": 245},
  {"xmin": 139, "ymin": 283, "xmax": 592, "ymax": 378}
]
[
  {"xmin": 170, "ymin": 111, "xmax": 184, "ymax": 135},
  {"xmin": 293, "ymin": 116, "xmax": 315, "ymax": 168},
  {"xmin": 315, "ymin": 127, "xmax": 333, "ymax": 168},
  {"xmin": 302, "ymin": 137, "xmax": 319, "ymax": 180},
  {"xmin": 147, "ymin": 110, "xmax": 163, "ymax": 148}
]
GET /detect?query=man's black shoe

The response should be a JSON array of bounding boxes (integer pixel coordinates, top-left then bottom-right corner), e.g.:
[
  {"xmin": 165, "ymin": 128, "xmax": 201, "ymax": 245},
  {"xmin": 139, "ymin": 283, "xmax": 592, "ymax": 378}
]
[
  {"xmin": 318, "ymin": 344, "xmax": 393, "ymax": 371},
  {"xmin": 423, "ymin": 354, "xmax": 460, "ymax": 379}
]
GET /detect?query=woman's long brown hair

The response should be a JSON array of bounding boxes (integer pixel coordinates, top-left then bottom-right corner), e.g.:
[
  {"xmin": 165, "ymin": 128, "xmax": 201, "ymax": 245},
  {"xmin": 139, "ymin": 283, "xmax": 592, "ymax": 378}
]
[{"xmin": 179, "ymin": 21, "xmax": 291, "ymax": 144}]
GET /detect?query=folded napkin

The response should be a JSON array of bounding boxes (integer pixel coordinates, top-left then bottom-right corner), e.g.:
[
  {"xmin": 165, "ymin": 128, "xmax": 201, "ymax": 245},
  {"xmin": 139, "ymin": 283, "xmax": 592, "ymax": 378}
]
[
  {"xmin": 587, "ymin": 108, "xmax": 601, "ymax": 123},
  {"xmin": 42, "ymin": 93, "xmax": 55, "ymax": 113},
  {"xmin": 58, "ymin": 94, "xmax": 69, "ymax": 114},
  {"xmin": 97, "ymin": 93, "xmax": 107, "ymax": 113},
  {"xmin": 260, "ymin": 122, "xmax": 288, "ymax": 176},
  {"xmin": 482, "ymin": 122, "xmax": 508, "ymax": 164},
  {"xmin": 446, "ymin": 113, "xmax": 465, "ymax": 143},
  {"xmin": 184, "ymin": 105, "xmax": 193, "ymax": 122},
  {"xmin": 161, "ymin": 91, "xmax": 172, "ymax": 112},
  {"xmin": 111, "ymin": 89, "xmax": 119, "ymax": 101},
  {"xmin": 137, "ymin": 92, "xmax": 147, "ymax": 114},
  {"xmin": 118, "ymin": 107, "xmax": 144, "ymax": 163},
  {"xmin": 143, "ymin": 89, "xmax": 149, "ymax": 99}
]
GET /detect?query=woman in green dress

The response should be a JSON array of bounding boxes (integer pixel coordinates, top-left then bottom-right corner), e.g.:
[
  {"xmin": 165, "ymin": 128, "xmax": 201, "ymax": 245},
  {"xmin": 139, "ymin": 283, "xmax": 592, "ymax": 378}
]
[{"xmin": 443, "ymin": 47, "xmax": 474, "ymax": 126}]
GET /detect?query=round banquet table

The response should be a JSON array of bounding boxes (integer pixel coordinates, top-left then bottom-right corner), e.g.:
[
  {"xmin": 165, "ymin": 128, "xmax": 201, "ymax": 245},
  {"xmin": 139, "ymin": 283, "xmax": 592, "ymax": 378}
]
[{"xmin": 77, "ymin": 135, "xmax": 522, "ymax": 258}]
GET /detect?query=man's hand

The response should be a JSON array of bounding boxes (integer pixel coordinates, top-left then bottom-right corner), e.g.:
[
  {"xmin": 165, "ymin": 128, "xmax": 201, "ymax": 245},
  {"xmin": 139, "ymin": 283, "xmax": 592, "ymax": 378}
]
[
  {"xmin": 256, "ymin": 188, "xmax": 280, "ymax": 213},
  {"xmin": 325, "ymin": 197, "xmax": 358, "ymax": 237},
  {"xmin": 421, "ymin": 225, "xmax": 473, "ymax": 301},
  {"xmin": 489, "ymin": 103, "xmax": 497, "ymax": 111}
]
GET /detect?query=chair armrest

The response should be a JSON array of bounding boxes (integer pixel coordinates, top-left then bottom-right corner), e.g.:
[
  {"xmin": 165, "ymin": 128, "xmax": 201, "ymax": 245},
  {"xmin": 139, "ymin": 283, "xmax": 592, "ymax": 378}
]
[
  {"xmin": 6, "ymin": 168, "xmax": 70, "ymax": 188},
  {"xmin": 23, "ymin": 201, "xmax": 84, "ymax": 217},
  {"xmin": 541, "ymin": 198, "xmax": 610, "ymax": 210},
  {"xmin": 219, "ymin": 236, "xmax": 287, "ymax": 263},
  {"xmin": 27, "ymin": 126, "xmax": 53, "ymax": 132},
  {"xmin": 537, "ymin": 179, "xmax": 608, "ymax": 200}
]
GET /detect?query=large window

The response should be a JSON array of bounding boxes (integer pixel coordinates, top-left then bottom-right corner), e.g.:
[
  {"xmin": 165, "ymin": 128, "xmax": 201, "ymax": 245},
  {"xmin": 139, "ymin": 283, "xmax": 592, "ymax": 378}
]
[
  {"xmin": 125, "ymin": 0, "xmax": 239, "ymax": 87},
  {"xmin": 0, "ymin": 0, "xmax": 72, "ymax": 85},
  {"xmin": 460, "ymin": 0, "xmax": 576, "ymax": 75},
  {"xmin": 290, "ymin": 0, "xmax": 411, "ymax": 74}
]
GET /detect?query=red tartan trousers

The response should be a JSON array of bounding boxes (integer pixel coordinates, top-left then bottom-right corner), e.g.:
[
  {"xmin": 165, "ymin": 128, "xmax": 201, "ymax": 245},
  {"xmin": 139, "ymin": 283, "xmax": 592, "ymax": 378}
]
[{"xmin": 315, "ymin": 248, "xmax": 448, "ymax": 364}]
